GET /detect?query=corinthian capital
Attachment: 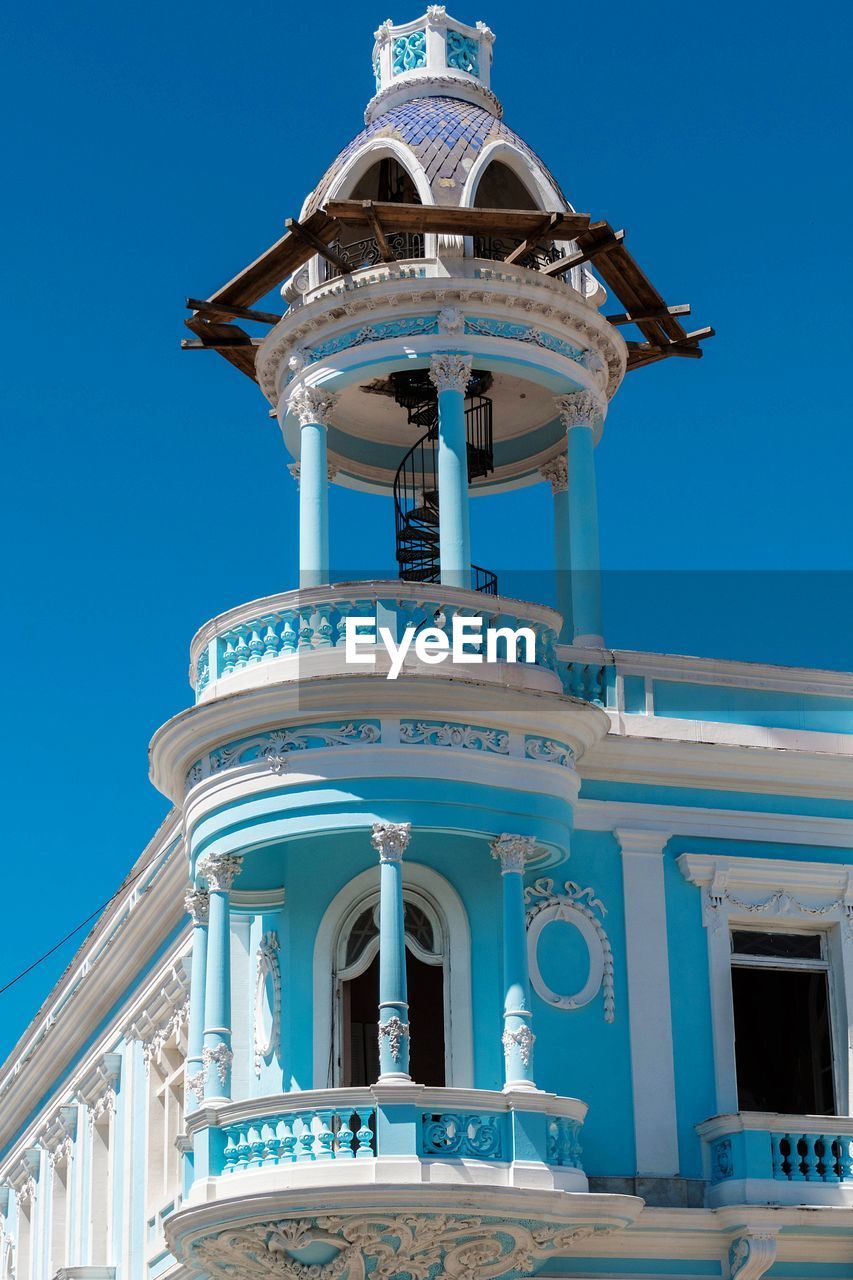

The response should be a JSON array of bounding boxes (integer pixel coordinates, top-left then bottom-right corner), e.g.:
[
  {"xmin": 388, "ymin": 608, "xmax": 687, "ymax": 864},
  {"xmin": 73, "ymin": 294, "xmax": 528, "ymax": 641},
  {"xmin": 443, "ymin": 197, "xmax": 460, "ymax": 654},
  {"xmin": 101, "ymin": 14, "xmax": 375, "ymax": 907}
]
[
  {"xmin": 540, "ymin": 455, "xmax": 568, "ymax": 494},
  {"xmin": 184, "ymin": 888, "xmax": 210, "ymax": 925},
  {"xmin": 197, "ymin": 853, "xmax": 243, "ymax": 893},
  {"xmin": 555, "ymin": 390, "xmax": 604, "ymax": 431},
  {"xmin": 429, "ymin": 353, "xmax": 472, "ymax": 395},
  {"xmin": 371, "ymin": 820, "xmax": 411, "ymax": 863},
  {"xmin": 288, "ymin": 385, "xmax": 337, "ymax": 428},
  {"xmin": 491, "ymin": 833, "xmax": 540, "ymax": 873}
]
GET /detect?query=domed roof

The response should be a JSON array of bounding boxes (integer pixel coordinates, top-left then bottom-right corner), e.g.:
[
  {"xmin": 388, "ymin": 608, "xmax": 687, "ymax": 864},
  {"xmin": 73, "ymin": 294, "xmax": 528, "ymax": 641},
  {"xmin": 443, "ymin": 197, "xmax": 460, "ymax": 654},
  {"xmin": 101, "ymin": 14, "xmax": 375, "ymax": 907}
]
[{"xmin": 303, "ymin": 95, "xmax": 568, "ymax": 216}]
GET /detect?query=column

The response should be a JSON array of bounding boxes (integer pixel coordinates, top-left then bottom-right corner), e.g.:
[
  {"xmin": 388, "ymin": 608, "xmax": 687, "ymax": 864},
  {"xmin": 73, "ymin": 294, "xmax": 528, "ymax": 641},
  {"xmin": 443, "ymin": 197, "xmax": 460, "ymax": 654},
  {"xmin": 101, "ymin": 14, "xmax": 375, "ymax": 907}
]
[
  {"xmin": 491, "ymin": 834, "xmax": 538, "ymax": 1089},
  {"xmin": 429, "ymin": 353, "xmax": 472, "ymax": 590},
  {"xmin": 616, "ymin": 829, "xmax": 679, "ymax": 1175},
  {"xmin": 197, "ymin": 853, "xmax": 243, "ymax": 1101},
  {"xmin": 288, "ymin": 385, "xmax": 337, "ymax": 588},
  {"xmin": 540, "ymin": 455, "xmax": 572, "ymax": 642},
  {"xmin": 371, "ymin": 821, "xmax": 412, "ymax": 1081},
  {"xmin": 555, "ymin": 391, "xmax": 605, "ymax": 647},
  {"xmin": 183, "ymin": 887, "xmax": 209, "ymax": 1111}
]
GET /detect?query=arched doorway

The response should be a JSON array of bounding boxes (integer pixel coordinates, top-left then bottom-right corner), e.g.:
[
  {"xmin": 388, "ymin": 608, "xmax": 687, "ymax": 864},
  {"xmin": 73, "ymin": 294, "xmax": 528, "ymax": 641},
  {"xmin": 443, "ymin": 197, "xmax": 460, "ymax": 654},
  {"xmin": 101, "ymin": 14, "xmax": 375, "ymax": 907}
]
[
  {"xmin": 473, "ymin": 159, "xmax": 539, "ymax": 211},
  {"xmin": 337, "ymin": 893, "xmax": 446, "ymax": 1086},
  {"xmin": 327, "ymin": 156, "xmax": 424, "ymax": 279}
]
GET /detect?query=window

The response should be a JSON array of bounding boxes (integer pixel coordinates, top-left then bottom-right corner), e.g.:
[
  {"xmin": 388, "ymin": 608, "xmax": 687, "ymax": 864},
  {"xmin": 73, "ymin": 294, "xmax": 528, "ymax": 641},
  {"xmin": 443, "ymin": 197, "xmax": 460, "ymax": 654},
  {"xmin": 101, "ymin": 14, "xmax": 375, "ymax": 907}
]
[
  {"xmin": 50, "ymin": 1154, "xmax": 69, "ymax": 1275},
  {"xmin": 730, "ymin": 929, "xmax": 835, "ymax": 1114},
  {"xmin": 16, "ymin": 1203, "xmax": 31, "ymax": 1280},
  {"xmin": 337, "ymin": 893, "xmax": 447, "ymax": 1087},
  {"xmin": 90, "ymin": 1119, "xmax": 111, "ymax": 1264},
  {"xmin": 146, "ymin": 1033, "xmax": 185, "ymax": 1251}
]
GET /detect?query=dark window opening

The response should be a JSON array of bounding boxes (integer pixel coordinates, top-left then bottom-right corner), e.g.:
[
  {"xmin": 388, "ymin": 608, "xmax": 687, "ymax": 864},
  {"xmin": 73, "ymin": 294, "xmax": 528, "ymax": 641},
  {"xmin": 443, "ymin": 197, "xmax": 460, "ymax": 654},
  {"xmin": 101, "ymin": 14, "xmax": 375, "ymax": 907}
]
[
  {"xmin": 341, "ymin": 948, "xmax": 446, "ymax": 1087},
  {"xmin": 732, "ymin": 964, "xmax": 835, "ymax": 1114},
  {"xmin": 473, "ymin": 161, "xmax": 538, "ymax": 211},
  {"xmin": 325, "ymin": 158, "xmax": 424, "ymax": 280}
]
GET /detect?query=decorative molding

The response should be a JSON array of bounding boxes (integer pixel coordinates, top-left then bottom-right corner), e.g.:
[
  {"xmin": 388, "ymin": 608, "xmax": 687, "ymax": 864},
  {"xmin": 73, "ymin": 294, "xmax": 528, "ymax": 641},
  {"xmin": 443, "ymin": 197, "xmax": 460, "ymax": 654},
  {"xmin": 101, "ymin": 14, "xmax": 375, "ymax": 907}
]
[
  {"xmin": 378, "ymin": 1015, "xmax": 410, "ymax": 1063},
  {"xmin": 125, "ymin": 963, "xmax": 190, "ymax": 1072},
  {"xmin": 525, "ymin": 878, "xmax": 614, "ymax": 1021},
  {"xmin": 186, "ymin": 1069, "xmax": 205, "ymax": 1103},
  {"xmin": 188, "ymin": 722, "xmax": 381, "ymax": 788},
  {"xmin": 202, "ymin": 1044, "xmax": 233, "ymax": 1087},
  {"xmin": 465, "ymin": 317, "xmax": 584, "ymax": 363},
  {"xmin": 539, "ymin": 455, "xmax": 568, "ymax": 494},
  {"xmin": 371, "ymin": 821, "xmax": 411, "ymax": 863},
  {"xmin": 728, "ymin": 1234, "xmax": 778, "ymax": 1280},
  {"xmin": 491, "ymin": 834, "xmax": 540, "ymax": 874},
  {"xmin": 502, "ymin": 1024, "xmax": 535, "ymax": 1068},
  {"xmin": 287, "ymin": 385, "xmax": 337, "ymax": 428},
  {"xmin": 679, "ymin": 853, "xmax": 853, "ymax": 939},
  {"xmin": 302, "ymin": 317, "xmax": 439, "ymax": 370},
  {"xmin": 437, "ymin": 306, "xmax": 464, "ymax": 334},
  {"xmin": 555, "ymin": 390, "xmax": 604, "ymax": 430},
  {"xmin": 524, "ymin": 735, "xmax": 573, "ymax": 766},
  {"xmin": 400, "ymin": 721, "xmax": 509, "ymax": 753},
  {"xmin": 192, "ymin": 1214, "xmax": 607, "ymax": 1280},
  {"xmin": 78, "ymin": 1053, "xmax": 122, "ymax": 1130},
  {"xmin": 429, "ymin": 352, "xmax": 472, "ymax": 394},
  {"xmin": 196, "ymin": 853, "xmax": 243, "ymax": 893},
  {"xmin": 254, "ymin": 933, "xmax": 281, "ymax": 1077},
  {"xmin": 184, "ymin": 888, "xmax": 209, "ymax": 926}
]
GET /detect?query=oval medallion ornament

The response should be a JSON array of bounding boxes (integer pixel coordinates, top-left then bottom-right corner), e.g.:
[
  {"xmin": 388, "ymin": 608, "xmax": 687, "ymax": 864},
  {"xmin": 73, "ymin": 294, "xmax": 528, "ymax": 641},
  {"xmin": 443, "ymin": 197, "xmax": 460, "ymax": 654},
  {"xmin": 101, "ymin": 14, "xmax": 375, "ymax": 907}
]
[
  {"xmin": 525, "ymin": 878, "xmax": 614, "ymax": 1021},
  {"xmin": 254, "ymin": 932, "xmax": 281, "ymax": 1075}
]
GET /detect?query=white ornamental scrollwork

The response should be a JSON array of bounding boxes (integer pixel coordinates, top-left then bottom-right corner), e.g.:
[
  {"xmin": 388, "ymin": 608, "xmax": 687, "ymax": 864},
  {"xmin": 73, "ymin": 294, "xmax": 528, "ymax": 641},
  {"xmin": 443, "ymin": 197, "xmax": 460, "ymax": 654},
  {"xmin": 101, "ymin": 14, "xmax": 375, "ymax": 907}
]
[
  {"xmin": 371, "ymin": 821, "xmax": 411, "ymax": 863},
  {"xmin": 554, "ymin": 390, "xmax": 604, "ymax": 430},
  {"xmin": 437, "ymin": 305, "xmax": 464, "ymax": 334},
  {"xmin": 378, "ymin": 1015, "xmax": 410, "ymax": 1063},
  {"xmin": 729, "ymin": 1234, "xmax": 778, "ymax": 1280},
  {"xmin": 192, "ymin": 1213, "xmax": 607, "ymax": 1280},
  {"xmin": 502, "ymin": 1024, "xmax": 535, "ymax": 1068},
  {"xmin": 429, "ymin": 353, "xmax": 472, "ymax": 394},
  {"xmin": 288, "ymin": 385, "xmax": 338, "ymax": 428},
  {"xmin": 254, "ymin": 932, "xmax": 281, "ymax": 1077},
  {"xmin": 186, "ymin": 1069, "xmax": 205, "ymax": 1103},
  {"xmin": 202, "ymin": 1044, "xmax": 233, "ymax": 1086},
  {"xmin": 197, "ymin": 853, "xmax": 243, "ymax": 893},
  {"xmin": 400, "ymin": 722, "xmax": 509, "ymax": 753},
  {"xmin": 525, "ymin": 878, "xmax": 615, "ymax": 1022}
]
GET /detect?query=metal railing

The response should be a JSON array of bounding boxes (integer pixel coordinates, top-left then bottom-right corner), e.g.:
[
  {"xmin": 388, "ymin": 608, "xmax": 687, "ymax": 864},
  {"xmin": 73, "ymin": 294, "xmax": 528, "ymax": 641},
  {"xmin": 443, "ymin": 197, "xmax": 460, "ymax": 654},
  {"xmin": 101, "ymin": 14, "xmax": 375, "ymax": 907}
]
[
  {"xmin": 472, "ymin": 234, "xmax": 568, "ymax": 275},
  {"xmin": 323, "ymin": 232, "xmax": 425, "ymax": 282}
]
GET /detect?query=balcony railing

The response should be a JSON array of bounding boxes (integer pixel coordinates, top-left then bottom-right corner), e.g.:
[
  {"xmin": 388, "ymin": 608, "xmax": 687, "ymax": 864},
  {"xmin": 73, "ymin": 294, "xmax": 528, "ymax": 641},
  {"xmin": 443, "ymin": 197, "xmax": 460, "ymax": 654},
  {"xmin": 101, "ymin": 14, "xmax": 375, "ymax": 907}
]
[
  {"xmin": 185, "ymin": 1085, "xmax": 587, "ymax": 1186},
  {"xmin": 698, "ymin": 1112, "xmax": 853, "ymax": 1207},
  {"xmin": 190, "ymin": 580, "xmax": 563, "ymax": 701},
  {"xmin": 472, "ymin": 234, "xmax": 569, "ymax": 275},
  {"xmin": 323, "ymin": 232, "xmax": 425, "ymax": 282}
]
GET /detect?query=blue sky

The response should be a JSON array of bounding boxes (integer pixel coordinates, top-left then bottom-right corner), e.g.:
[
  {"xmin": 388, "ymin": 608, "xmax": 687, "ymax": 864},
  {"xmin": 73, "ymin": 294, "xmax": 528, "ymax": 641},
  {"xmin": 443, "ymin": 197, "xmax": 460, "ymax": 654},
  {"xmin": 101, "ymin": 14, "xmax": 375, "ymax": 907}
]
[{"xmin": 1, "ymin": 0, "xmax": 852, "ymax": 1057}]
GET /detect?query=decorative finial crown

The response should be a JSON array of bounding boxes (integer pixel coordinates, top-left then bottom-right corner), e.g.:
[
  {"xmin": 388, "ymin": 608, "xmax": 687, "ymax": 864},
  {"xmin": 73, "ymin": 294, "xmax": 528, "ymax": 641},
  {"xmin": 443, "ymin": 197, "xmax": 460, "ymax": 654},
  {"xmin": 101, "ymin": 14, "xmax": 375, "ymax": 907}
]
[{"xmin": 367, "ymin": 10, "xmax": 501, "ymax": 124}]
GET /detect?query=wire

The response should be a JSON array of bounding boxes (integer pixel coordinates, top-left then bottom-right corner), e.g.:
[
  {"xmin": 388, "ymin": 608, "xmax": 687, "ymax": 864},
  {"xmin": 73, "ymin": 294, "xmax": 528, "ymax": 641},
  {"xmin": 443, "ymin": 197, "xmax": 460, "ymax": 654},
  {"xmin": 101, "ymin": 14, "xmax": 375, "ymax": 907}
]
[{"xmin": 0, "ymin": 851, "xmax": 168, "ymax": 998}]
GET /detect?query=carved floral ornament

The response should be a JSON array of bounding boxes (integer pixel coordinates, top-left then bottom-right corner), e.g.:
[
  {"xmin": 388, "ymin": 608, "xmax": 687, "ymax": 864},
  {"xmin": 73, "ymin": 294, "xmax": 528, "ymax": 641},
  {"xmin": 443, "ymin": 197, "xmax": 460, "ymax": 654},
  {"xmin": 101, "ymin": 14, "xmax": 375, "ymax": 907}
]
[
  {"xmin": 525, "ymin": 878, "xmax": 615, "ymax": 1022},
  {"xmin": 378, "ymin": 1015, "xmax": 410, "ymax": 1062},
  {"xmin": 197, "ymin": 853, "xmax": 243, "ymax": 893},
  {"xmin": 490, "ymin": 834, "xmax": 540, "ymax": 875},
  {"xmin": 729, "ymin": 1234, "xmax": 778, "ymax": 1280},
  {"xmin": 555, "ymin": 390, "xmax": 605, "ymax": 430},
  {"xmin": 539, "ymin": 454, "xmax": 568, "ymax": 494},
  {"xmin": 371, "ymin": 820, "xmax": 412, "ymax": 864},
  {"xmin": 184, "ymin": 888, "xmax": 209, "ymax": 925},
  {"xmin": 254, "ymin": 932, "xmax": 281, "ymax": 1077},
  {"xmin": 428, "ymin": 352, "xmax": 472, "ymax": 394},
  {"xmin": 191, "ymin": 1213, "xmax": 610, "ymax": 1280},
  {"xmin": 287, "ymin": 385, "xmax": 338, "ymax": 428}
]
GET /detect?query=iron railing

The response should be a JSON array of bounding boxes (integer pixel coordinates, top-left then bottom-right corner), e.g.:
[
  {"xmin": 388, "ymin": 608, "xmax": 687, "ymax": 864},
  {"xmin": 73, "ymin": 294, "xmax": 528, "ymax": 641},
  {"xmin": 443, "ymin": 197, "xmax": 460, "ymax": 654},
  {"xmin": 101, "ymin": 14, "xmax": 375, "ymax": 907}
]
[
  {"xmin": 472, "ymin": 234, "xmax": 568, "ymax": 274},
  {"xmin": 323, "ymin": 232, "xmax": 425, "ymax": 282}
]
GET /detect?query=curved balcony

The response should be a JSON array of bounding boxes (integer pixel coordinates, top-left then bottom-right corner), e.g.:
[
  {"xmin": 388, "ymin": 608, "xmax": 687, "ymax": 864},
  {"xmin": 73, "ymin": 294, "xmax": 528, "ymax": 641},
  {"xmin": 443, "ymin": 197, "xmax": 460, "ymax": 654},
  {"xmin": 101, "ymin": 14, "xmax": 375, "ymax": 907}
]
[
  {"xmin": 170, "ymin": 1086, "xmax": 643, "ymax": 1277},
  {"xmin": 189, "ymin": 581, "xmax": 564, "ymax": 704}
]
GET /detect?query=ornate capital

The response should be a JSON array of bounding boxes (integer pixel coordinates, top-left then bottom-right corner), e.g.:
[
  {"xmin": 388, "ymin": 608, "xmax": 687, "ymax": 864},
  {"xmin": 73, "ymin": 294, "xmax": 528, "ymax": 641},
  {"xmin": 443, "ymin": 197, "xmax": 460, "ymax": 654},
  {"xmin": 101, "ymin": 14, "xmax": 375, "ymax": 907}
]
[
  {"xmin": 371, "ymin": 820, "xmax": 411, "ymax": 863},
  {"xmin": 197, "ymin": 853, "xmax": 243, "ymax": 893},
  {"xmin": 288, "ymin": 385, "xmax": 337, "ymax": 428},
  {"xmin": 184, "ymin": 888, "xmax": 210, "ymax": 925},
  {"xmin": 287, "ymin": 462, "xmax": 300, "ymax": 487},
  {"xmin": 429, "ymin": 352, "xmax": 472, "ymax": 394},
  {"xmin": 491, "ymin": 833, "xmax": 540, "ymax": 874},
  {"xmin": 555, "ymin": 390, "xmax": 604, "ymax": 431},
  {"xmin": 540, "ymin": 455, "xmax": 568, "ymax": 493}
]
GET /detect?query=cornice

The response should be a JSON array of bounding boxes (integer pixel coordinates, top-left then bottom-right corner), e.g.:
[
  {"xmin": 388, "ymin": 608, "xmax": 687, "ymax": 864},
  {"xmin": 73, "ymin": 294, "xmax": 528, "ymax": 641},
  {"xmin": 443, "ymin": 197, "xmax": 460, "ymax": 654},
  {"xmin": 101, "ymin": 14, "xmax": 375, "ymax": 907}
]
[{"xmin": 577, "ymin": 797, "xmax": 853, "ymax": 848}]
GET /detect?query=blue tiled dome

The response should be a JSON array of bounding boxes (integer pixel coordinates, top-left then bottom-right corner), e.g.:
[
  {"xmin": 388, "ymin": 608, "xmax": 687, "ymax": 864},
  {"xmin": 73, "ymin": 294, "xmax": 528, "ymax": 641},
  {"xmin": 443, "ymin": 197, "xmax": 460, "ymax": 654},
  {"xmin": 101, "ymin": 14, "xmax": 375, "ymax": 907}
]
[{"xmin": 304, "ymin": 96, "xmax": 567, "ymax": 213}]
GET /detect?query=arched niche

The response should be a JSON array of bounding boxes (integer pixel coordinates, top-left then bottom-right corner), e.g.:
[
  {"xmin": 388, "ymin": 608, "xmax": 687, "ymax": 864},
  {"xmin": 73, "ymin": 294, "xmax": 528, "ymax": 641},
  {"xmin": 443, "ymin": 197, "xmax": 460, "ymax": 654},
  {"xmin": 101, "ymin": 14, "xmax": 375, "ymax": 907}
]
[{"xmin": 473, "ymin": 159, "xmax": 540, "ymax": 211}]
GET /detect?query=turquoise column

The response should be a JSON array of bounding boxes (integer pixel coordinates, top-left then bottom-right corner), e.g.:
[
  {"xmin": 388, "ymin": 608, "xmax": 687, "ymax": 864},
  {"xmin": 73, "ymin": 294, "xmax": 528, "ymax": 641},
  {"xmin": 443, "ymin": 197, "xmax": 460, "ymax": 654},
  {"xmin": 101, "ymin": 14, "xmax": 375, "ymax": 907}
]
[
  {"xmin": 288, "ymin": 386, "xmax": 337, "ymax": 588},
  {"xmin": 371, "ymin": 821, "xmax": 412, "ymax": 1081},
  {"xmin": 429, "ymin": 353, "xmax": 472, "ymax": 589},
  {"xmin": 556, "ymin": 391, "xmax": 605, "ymax": 647},
  {"xmin": 183, "ymin": 887, "xmax": 209, "ymax": 1112},
  {"xmin": 541, "ymin": 455, "xmax": 572, "ymax": 642},
  {"xmin": 197, "ymin": 853, "xmax": 242, "ymax": 1101},
  {"xmin": 491, "ymin": 835, "xmax": 537, "ymax": 1089}
]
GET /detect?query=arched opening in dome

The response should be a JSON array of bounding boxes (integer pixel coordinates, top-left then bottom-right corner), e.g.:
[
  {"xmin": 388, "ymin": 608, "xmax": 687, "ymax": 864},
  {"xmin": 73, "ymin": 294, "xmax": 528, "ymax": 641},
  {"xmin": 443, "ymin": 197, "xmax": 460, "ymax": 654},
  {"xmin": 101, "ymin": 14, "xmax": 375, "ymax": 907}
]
[
  {"xmin": 473, "ymin": 159, "xmax": 539, "ymax": 211},
  {"xmin": 336, "ymin": 893, "xmax": 446, "ymax": 1087},
  {"xmin": 324, "ymin": 156, "xmax": 424, "ymax": 281}
]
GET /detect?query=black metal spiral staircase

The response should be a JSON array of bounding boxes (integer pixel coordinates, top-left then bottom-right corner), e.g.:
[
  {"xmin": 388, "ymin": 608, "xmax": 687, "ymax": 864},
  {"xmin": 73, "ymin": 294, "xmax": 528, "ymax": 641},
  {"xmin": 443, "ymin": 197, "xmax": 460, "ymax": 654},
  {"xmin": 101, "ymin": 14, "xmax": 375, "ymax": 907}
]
[{"xmin": 392, "ymin": 371, "xmax": 498, "ymax": 593}]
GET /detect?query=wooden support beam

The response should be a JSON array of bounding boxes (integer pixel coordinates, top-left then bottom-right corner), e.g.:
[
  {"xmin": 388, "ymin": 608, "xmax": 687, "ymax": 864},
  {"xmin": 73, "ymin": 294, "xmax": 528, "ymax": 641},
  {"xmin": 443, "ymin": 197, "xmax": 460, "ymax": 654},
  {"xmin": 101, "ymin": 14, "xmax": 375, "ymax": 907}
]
[
  {"xmin": 362, "ymin": 200, "xmax": 395, "ymax": 263},
  {"xmin": 503, "ymin": 214, "xmax": 561, "ymax": 265},
  {"xmin": 285, "ymin": 218, "xmax": 351, "ymax": 272},
  {"xmin": 683, "ymin": 326, "xmax": 716, "ymax": 343},
  {"xmin": 186, "ymin": 297, "xmax": 283, "ymax": 326},
  {"xmin": 626, "ymin": 340, "xmax": 704, "ymax": 361},
  {"xmin": 205, "ymin": 209, "xmax": 338, "ymax": 310},
  {"xmin": 323, "ymin": 199, "xmax": 591, "ymax": 239},
  {"xmin": 182, "ymin": 338, "xmax": 264, "ymax": 350},
  {"xmin": 605, "ymin": 304, "xmax": 691, "ymax": 326},
  {"xmin": 541, "ymin": 229, "xmax": 625, "ymax": 276}
]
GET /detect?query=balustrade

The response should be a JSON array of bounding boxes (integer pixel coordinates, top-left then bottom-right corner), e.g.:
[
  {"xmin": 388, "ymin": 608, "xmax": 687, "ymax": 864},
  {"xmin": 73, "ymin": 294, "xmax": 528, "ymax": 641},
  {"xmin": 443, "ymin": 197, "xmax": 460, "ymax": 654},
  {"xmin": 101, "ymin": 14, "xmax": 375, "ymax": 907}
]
[
  {"xmin": 323, "ymin": 233, "xmax": 425, "ymax": 282},
  {"xmin": 699, "ymin": 1114, "xmax": 853, "ymax": 1206},
  {"xmin": 223, "ymin": 1107, "xmax": 376, "ymax": 1171}
]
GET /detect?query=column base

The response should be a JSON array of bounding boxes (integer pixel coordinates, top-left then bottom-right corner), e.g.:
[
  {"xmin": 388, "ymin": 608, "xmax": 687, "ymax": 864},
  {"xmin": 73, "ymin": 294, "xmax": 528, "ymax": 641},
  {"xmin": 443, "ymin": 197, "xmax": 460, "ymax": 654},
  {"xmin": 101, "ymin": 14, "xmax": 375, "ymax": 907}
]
[
  {"xmin": 503, "ymin": 1079, "xmax": 538, "ymax": 1092},
  {"xmin": 573, "ymin": 633, "xmax": 604, "ymax": 648},
  {"xmin": 377, "ymin": 1072, "xmax": 413, "ymax": 1084}
]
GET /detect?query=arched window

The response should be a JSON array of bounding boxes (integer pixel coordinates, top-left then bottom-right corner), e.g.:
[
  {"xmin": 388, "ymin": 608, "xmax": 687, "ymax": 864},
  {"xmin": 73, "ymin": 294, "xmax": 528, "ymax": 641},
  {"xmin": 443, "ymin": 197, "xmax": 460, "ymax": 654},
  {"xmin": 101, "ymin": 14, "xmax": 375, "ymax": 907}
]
[
  {"xmin": 324, "ymin": 156, "xmax": 424, "ymax": 281},
  {"xmin": 336, "ymin": 890, "xmax": 447, "ymax": 1087},
  {"xmin": 473, "ymin": 159, "xmax": 539, "ymax": 211}
]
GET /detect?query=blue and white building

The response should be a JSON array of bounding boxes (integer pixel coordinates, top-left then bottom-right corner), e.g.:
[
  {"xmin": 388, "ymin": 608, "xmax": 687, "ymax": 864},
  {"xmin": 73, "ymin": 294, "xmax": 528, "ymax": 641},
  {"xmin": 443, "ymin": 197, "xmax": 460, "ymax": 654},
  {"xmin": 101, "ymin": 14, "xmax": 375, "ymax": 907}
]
[{"xmin": 2, "ymin": 11, "xmax": 852, "ymax": 1280}]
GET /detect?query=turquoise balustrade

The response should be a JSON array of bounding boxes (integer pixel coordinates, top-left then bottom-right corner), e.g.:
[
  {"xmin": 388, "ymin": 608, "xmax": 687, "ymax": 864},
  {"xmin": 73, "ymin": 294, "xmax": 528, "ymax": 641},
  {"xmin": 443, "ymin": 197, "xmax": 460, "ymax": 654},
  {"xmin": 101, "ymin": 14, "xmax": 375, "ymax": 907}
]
[
  {"xmin": 420, "ymin": 1111, "xmax": 504, "ymax": 1160},
  {"xmin": 547, "ymin": 1116, "xmax": 584, "ymax": 1169},
  {"xmin": 699, "ymin": 1115, "xmax": 853, "ymax": 1206},
  {"xmin": 222, "ymin": 1107, "xmax": 376, "ymax": 1172},
  {"xmin": 189, "ymin": 583, "xmax": 563, "ymax": 702}
]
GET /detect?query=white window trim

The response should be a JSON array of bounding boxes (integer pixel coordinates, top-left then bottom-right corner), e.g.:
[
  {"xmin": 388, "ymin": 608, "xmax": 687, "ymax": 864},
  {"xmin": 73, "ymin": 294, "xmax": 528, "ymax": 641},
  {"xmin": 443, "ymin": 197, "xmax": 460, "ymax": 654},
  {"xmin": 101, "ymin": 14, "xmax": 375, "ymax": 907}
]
[
  {"xmin": 678, "ymin": 853, "xmax": 853, "ymax": 1115},
  {"xmin": 313, "ymin": 863, "xmax": 473, "ymax": 1088}
]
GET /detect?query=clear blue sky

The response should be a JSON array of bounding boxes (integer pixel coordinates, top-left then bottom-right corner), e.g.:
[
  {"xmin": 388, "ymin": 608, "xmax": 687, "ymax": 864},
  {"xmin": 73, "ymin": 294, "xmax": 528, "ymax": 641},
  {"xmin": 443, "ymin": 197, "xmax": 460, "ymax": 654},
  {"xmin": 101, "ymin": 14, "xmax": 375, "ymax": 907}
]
[{"xmin": 2, "ymin": 0, "xmax": 852, "ymax": 1058}]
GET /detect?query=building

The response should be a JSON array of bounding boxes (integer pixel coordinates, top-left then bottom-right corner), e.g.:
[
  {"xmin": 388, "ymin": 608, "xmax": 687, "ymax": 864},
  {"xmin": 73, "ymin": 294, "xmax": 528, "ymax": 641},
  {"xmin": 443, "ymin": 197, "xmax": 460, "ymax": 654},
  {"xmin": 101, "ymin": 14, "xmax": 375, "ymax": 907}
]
[{"xmin": 2, "ymin": 10, "xmax": 852, "ymax": 1280}]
